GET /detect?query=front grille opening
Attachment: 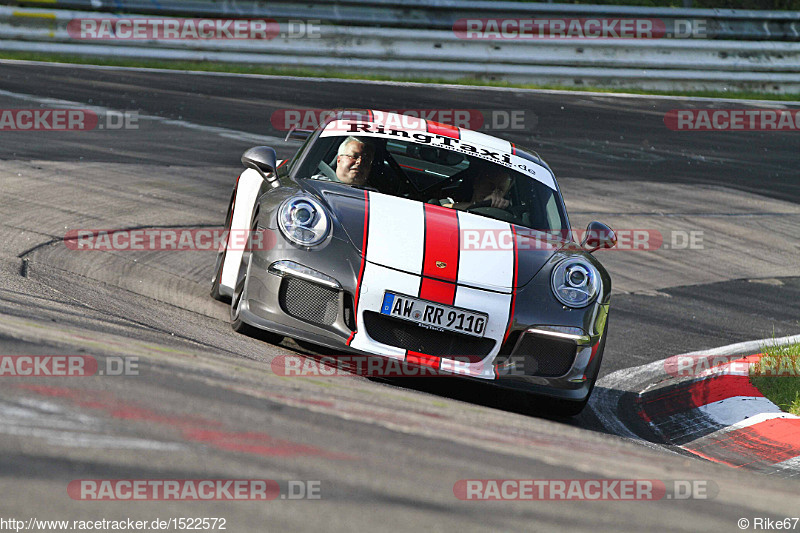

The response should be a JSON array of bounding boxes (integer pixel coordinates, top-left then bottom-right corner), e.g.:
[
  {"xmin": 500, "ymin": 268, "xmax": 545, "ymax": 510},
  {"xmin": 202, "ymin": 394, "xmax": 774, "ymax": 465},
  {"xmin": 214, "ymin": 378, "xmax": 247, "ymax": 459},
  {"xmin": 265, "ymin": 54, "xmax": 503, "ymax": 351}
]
[
  {"xmin": 363, "ymin": 311, "xmax": 494, "ymax": 360},
  {"xmin": 278, "ymin": 277, "xmax": 338, "ymax": 326},
  {"xmin": 512, "ymin": 334, "xmax": 577, "ymax": 377}
]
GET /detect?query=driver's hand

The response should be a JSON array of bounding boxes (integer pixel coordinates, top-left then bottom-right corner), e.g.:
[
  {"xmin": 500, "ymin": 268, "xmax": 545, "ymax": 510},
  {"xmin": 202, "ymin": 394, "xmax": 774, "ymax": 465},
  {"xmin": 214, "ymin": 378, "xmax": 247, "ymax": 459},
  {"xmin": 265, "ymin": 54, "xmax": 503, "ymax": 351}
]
[{"xmin": 484, "ymin": 191, "xmax": 510, "ymax": 209}]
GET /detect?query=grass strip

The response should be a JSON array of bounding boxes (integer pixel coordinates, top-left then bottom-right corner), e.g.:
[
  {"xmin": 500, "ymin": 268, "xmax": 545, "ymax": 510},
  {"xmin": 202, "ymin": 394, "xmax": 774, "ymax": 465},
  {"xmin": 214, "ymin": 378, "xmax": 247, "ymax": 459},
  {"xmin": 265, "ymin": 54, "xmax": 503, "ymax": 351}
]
[{"xmin": 750, "ymin": 341, "xmax": 800, "ymax": 416}]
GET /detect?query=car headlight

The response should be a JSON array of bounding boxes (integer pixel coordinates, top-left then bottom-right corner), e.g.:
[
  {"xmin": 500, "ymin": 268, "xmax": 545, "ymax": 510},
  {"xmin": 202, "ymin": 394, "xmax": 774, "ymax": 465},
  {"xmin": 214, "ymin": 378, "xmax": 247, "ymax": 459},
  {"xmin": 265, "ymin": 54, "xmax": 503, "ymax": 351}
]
[
  {"xmin": 551, "ymin": 257, "xmax": 601, "ymax": 308},
  {"xmin": 278, "ymin": 196, "xmax": 330, "ymax": 247}
]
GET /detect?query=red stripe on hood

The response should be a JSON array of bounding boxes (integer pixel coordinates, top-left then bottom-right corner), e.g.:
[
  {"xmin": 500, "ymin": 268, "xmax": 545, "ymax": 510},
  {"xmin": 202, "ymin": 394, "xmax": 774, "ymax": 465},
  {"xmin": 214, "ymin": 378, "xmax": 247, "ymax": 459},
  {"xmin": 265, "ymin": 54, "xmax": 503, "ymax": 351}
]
[
  {"xmin": 419, "ymin": 204, "xmax": 460, "ymax": 305},
  {"xmin": 419, "ymin": 278, "xmax": 456, "ymax": 306},
  {"xmin": 422, "ymin": 204, "xmax": 459, "ymax": 282}
]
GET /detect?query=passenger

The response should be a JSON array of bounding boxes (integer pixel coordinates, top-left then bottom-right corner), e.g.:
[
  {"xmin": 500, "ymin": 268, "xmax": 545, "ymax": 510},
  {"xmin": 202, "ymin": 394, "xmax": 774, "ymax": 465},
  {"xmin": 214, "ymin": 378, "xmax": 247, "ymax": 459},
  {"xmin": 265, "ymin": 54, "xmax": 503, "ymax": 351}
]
[{"xmin": 448, "ymin": 166, "xmax": 513, "ymax": 210}]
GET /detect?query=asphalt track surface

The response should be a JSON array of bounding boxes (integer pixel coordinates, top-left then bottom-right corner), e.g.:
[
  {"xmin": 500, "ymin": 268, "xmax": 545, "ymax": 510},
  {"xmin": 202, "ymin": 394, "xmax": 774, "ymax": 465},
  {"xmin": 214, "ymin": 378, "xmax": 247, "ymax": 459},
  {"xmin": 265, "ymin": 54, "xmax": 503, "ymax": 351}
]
[{"xmin": 1, "ymin": 60, "xmax": 799, "ymax": 531}]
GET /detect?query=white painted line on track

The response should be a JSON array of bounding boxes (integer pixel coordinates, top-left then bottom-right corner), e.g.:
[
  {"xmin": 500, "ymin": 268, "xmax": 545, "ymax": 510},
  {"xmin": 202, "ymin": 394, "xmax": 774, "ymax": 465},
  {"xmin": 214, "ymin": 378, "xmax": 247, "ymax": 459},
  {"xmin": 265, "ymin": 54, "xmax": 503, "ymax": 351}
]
[
  {"xmin": 714, "ymin": 410, "xmax": 800, "ymax": 432},
  {"xmin": 0, "ymin": 87, "xmax": 291, "ymax": 146},
  {"xmin": 679, "ymin": 334, "xmax": 800, "ymax": 358},
  {"xmin": 698, "ymin": 396, "xmax": 784, "ymax": 427},
  {"xmin": 0, "ymin": 398, "xmax": 186, "ymax": 451},
  {"xmin": 773, "ymin": 455, "xmax": 800, "ymax": 475}
]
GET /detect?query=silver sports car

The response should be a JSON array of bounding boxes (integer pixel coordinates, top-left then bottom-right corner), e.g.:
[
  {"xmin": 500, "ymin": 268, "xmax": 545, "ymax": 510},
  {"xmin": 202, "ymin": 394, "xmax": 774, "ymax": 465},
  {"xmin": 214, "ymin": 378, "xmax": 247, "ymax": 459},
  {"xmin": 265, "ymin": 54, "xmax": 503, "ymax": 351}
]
[{"xmin": 211, "ymin": 110, "xmax": 616, "ymax": 416}]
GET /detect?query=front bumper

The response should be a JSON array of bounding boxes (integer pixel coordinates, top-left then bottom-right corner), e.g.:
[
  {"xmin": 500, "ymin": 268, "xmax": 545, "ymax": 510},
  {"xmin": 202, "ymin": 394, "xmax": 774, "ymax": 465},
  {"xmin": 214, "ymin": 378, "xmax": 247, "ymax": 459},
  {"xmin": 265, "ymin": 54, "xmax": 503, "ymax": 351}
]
[{"xmin": 239, "ymin": 248, "xmax": 609, "ymax": 401}]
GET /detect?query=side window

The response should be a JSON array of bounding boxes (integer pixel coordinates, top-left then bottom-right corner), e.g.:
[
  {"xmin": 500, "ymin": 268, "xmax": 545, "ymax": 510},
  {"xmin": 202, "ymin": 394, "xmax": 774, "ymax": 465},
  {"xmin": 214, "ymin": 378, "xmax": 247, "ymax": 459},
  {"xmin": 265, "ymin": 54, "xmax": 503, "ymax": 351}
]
[{"xmin": 286, "ymin": 132, "xmax": 318, "ymax": 174}]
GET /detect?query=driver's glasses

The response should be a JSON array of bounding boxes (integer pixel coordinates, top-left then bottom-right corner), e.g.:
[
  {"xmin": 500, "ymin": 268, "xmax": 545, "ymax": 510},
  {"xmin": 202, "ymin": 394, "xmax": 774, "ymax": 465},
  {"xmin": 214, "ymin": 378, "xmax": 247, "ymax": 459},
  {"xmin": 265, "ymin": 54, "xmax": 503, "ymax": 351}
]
[{"xmin": 341, "ymin": 153, "xmax": 372, "ymax": 163}]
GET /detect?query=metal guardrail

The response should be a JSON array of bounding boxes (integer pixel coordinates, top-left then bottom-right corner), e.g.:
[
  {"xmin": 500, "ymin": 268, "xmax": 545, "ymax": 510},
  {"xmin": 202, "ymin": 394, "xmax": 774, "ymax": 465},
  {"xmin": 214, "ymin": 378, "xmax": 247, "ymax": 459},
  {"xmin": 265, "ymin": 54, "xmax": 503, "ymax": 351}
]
[
  {"xmin": 4, "ymin": 0, "xmax": 800, "ymax": 40},
  {"xmin": 0, "ymin": 4, "xmax": 799, "ymax": 93}
]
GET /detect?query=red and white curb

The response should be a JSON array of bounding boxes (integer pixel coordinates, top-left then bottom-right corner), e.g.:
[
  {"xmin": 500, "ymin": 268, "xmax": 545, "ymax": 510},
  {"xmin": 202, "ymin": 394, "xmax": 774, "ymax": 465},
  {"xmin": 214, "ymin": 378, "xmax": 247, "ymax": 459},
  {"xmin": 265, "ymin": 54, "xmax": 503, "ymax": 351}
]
[{"xmin": 590, "ymin": 334, "xmax": 800, "ymax": 475}]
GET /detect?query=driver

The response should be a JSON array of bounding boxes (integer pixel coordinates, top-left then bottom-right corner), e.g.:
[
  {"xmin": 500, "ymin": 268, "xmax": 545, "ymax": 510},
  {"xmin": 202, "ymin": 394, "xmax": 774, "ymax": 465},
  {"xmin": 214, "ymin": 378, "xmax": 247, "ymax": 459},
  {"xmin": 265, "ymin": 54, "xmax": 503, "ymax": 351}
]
[
  {"xmin": 448, "ymin": 167, "xmax": 513, "ymax": 210},
  {"xmin": 334, "ymin": 136, "xmax": 374, "ymax": 186}
]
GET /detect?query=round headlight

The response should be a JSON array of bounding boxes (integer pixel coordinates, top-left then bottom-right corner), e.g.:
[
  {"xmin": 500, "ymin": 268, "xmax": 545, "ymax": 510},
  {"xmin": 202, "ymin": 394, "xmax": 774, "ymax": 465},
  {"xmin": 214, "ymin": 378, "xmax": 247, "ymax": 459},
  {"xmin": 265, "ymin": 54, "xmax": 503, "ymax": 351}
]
[
  {"xmin": 278, "ymin": 196, "xmax": 330, "ymax": 247},
  {"xmin": 551, "ymin": 257, "xmax": 601, "ymax": 308}
]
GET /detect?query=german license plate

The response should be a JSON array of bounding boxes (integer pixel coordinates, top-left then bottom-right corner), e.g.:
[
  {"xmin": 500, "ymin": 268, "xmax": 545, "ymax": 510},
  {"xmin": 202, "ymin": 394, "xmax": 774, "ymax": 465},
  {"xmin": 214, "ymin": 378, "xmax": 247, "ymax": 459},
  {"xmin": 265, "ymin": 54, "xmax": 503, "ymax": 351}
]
[{"xmin": 380, "ymin": 292, "xmax": 488, "ymax": 338}]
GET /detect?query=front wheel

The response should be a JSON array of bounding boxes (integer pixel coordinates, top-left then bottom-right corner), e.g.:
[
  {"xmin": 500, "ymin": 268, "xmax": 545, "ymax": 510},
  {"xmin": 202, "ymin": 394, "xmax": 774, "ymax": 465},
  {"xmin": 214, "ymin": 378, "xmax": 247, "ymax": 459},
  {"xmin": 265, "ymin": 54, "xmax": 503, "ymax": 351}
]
[
  {"xmin": 210, "ymin": 249, "xmax": 229, "ymax": 302},
  {"xmin": 230, "ymin": 272, "xmax": 284, "ymax": 344}
]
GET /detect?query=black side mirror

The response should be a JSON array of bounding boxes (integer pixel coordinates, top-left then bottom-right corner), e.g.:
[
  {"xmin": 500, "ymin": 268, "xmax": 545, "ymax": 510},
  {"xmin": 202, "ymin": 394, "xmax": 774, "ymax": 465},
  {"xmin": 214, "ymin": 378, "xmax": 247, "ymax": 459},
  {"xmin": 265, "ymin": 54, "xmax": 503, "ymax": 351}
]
[
  {"xmin": 581, "ymin": 221, "xmax": 617, "ymax": 252},
  {"xmin": 241, "ymin": 146, "xmax": 278, "ymax": 180}
]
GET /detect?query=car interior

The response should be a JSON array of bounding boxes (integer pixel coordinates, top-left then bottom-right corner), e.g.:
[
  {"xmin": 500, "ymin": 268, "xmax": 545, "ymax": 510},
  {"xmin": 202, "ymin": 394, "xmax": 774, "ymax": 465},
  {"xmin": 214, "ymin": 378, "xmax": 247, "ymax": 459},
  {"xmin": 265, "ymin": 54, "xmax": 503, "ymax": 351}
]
[{"xmin": 305, "ymin": 135, "xmax": 565, "ymax": 232}]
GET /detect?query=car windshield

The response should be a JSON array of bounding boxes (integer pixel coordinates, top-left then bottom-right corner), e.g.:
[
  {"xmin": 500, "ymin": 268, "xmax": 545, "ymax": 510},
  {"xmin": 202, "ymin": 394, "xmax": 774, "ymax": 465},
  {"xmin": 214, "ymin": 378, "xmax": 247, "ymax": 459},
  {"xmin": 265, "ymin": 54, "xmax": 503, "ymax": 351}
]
[{"xmin": 294, "ymin": 132, "xmax": 568, "ymax": 233}]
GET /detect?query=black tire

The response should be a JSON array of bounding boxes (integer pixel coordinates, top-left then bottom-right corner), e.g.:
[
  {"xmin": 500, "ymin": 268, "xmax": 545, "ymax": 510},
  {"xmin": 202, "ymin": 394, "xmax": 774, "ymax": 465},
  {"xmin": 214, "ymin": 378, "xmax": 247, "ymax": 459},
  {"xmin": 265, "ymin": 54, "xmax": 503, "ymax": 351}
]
[{"xmin": 210, "ymin": 249, "xmax": 230, "ymax": 302}]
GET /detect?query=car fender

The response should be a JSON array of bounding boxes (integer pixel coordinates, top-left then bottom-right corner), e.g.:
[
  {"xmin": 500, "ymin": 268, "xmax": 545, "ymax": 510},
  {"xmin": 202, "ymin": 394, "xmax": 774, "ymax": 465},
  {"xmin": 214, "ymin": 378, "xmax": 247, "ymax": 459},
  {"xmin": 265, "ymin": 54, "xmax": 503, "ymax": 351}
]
[{"xmin": 218, "ymin": 167, "xmax": 269, "ymax": 295}]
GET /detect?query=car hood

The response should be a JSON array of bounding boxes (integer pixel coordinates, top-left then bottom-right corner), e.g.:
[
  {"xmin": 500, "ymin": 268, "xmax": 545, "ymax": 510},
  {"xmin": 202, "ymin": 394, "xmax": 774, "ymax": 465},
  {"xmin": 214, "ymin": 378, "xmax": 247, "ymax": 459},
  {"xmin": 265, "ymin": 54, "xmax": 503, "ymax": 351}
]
[{"xmin": 307, "ymin": 181, "xmax": 560, "ymax": 291}]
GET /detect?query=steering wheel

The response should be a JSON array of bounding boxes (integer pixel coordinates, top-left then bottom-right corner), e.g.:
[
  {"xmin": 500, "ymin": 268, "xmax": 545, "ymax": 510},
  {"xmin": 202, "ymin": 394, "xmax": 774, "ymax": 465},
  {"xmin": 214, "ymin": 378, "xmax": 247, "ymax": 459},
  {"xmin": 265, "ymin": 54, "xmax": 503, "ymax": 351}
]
[
  {"xmin": 418, "ymin": 167, "xmax": 471, "ymax": 197},
  {"xmin": 465, "ymin": 199, "xmax": 493, "ymax": 210}
]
